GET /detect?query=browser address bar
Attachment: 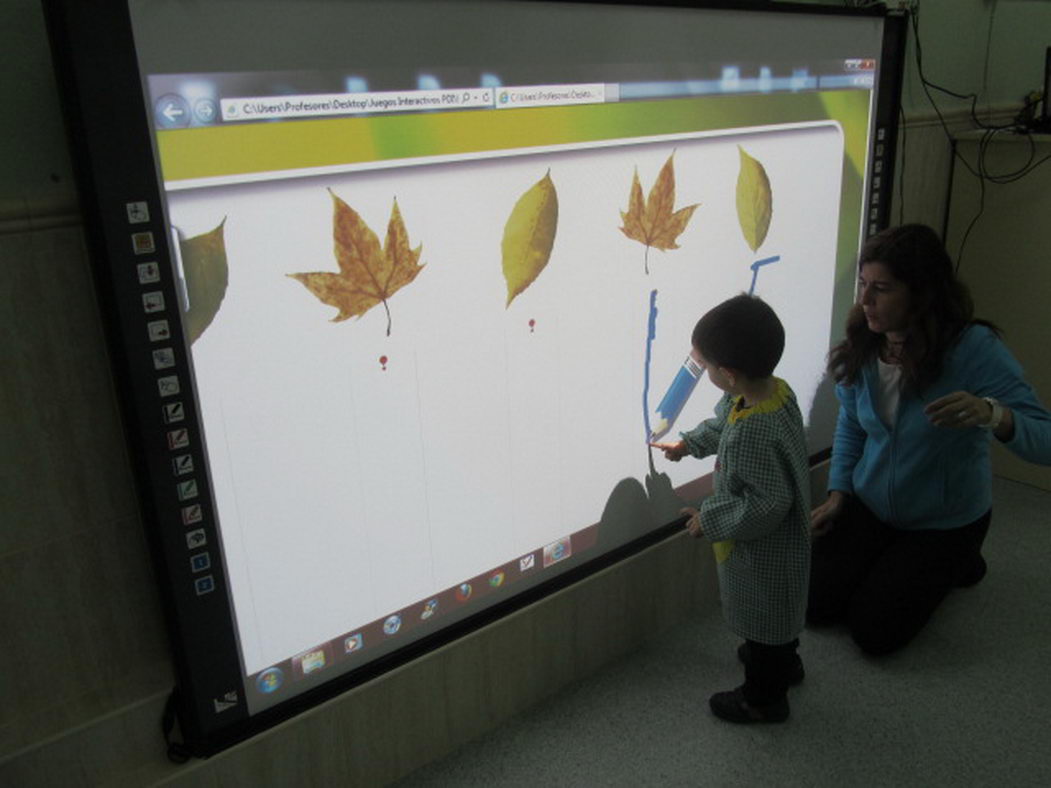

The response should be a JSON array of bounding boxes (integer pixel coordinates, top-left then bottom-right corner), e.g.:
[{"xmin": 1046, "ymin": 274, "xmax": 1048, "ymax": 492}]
[
  {"xmin": 220, "ymin": 88, "xmax": 495, "ymax": 121},
  {"xmin": 219, "ymin": 83, "xmax": 616, "ymax": 122}
]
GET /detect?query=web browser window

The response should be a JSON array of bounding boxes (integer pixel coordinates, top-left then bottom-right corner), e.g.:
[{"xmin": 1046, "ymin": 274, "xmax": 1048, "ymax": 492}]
[{"xmin": 147, "ymin": 59, "xmax": 862, "ymax": 711}]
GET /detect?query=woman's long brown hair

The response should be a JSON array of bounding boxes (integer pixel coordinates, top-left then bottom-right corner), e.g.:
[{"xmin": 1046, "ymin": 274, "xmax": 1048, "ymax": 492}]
[{"xmin": 828, "ymin": 224, "xmax": 996, "ymax": 393}]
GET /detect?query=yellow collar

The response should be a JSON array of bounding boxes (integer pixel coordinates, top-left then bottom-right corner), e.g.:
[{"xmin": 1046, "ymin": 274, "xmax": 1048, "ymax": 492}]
[{"xmin": 727, "ymin": 378, "xmax": 791, "ymax": 424}]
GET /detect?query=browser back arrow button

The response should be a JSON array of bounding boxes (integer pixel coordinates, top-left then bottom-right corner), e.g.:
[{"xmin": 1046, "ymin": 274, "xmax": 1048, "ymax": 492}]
[{"xmin": 155, "ymin": 93, "xmax": 191, "ymax": 129}]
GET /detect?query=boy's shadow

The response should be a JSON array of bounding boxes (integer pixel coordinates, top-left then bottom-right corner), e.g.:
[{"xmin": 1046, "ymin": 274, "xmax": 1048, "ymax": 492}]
[{"xmin": 595, "ymin": 449, "xmax": 685, "ymax": 548}]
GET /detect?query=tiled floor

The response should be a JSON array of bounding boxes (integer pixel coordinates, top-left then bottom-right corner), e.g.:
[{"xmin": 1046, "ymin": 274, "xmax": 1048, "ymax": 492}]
[{"xmin": 397, "ymin": 476, "xmax": 1051, "ymax": 787}]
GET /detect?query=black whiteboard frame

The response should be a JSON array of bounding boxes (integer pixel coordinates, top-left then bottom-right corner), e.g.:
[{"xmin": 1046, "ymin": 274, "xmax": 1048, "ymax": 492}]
[{"xmin": 41, "ymin": 0, "xmax": 905, "ymax": 757}]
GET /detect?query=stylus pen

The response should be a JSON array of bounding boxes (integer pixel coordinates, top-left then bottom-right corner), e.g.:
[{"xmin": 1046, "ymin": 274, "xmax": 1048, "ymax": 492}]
[{"xmin": 648, "ymin": 354, "xmax": 704, "ymax": 441}]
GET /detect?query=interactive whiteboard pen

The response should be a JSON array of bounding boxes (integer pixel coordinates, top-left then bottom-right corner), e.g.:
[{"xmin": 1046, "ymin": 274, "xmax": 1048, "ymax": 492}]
[{"xmin": 649, "ymin": 354, "xmax": 704, "ymax": 441}]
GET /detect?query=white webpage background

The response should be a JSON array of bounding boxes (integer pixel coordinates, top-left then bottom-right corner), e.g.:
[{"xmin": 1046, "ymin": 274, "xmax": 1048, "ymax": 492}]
[{"xmin": 167, "ymin": 123, "xmax": 843, "ymax": 673}]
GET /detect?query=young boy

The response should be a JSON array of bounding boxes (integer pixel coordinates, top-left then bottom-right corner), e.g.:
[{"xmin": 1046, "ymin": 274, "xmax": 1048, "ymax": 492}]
[{"xmin": 651, "ymin": 294, "xmax": 810, "ymax": 723}]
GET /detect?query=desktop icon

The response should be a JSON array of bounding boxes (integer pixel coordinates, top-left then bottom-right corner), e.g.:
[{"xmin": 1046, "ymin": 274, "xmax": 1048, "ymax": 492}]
[
  {"xmin": 543, "ymin": 537, "xmax": 572, "ymax": 567},
  {"xmin": 519, "ymin": 553, "xmax": 536, "ymax": 572},
  {"xmin": 421, "ymin": 599, "xmax": 439, "ymax": 620},
  {"xmin": 291, "ymin": 643, "xmax": 334, "ymax": 680},
  {"xmin": 489, "ymin": 571, "xmax": 505, "ymax": 588},
  {"xmin": 344, "ymin": 633, "xmax": 364, "ymax": 653},
  {"xmin": 296, "ymin": 648, "xmax": 326, "ymax": 675},
  {"xmin": 383, "ymin": 614, "xmax": 402, "ymax": 635},
  {"xmin": 455, "ymin": 582, "xmax": 473, "ymax": 602},
  {"xmin": 255, "ymin": 667, "xmax": 284, "ymax": 694}
]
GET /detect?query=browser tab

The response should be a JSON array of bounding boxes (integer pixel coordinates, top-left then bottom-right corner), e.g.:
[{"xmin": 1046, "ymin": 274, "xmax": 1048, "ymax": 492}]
[{"xmin": 495, "ymin": 84, "xmax": 609, "ymax": 109}]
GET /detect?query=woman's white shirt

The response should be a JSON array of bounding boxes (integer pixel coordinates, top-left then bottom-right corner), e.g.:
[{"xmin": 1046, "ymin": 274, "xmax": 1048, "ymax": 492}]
[{"xmin": 877, "ymin": 357, "xmax": 902, "ymax": 429}]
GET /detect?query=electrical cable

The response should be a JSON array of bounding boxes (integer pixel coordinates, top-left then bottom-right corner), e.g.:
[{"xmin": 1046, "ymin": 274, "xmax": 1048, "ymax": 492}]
[
  {"xmin": 982, "ymin": 0, "xmax": 995, "ymax": 107},
  {"xmin": 908, "ymin": 0, "xmax": 1051, "ymax": 269},
  {"xmin": 954, "ymin": 142, "xmax": 986, "ymax": 274},
  {"xmin": 912, "ymin": 10, "xmax": 1010, "ymax": 134}
]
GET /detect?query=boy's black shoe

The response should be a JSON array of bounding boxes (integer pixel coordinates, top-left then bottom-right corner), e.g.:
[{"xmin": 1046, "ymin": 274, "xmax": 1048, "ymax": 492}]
[
  {"xmin": 736, "ymin": 643, "xmax": 805, "ymax": 686},
  {"xmin": 709, "ymin": 686, "xmax": 789, "ymax": 724}
]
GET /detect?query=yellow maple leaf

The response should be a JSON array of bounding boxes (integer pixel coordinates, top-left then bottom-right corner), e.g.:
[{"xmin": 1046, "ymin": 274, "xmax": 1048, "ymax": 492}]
[
  {"xmin": 619, "ymin": 153, "xmax": 699, "ymax": 274},
  {"xmin": 288, "ymin": 190, "xmax": 424, "ymax": 336}
]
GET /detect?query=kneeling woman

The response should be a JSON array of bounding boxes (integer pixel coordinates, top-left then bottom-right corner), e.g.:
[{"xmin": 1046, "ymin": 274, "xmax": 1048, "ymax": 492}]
[{"xmin": 809, "ymin": 224, "xmax": 1051, "ymax": 655}]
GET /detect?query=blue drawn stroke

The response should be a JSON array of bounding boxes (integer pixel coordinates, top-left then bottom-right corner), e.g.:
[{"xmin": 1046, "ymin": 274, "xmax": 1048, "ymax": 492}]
[
  {"xmin": 643, "ymin": 289, "xmax": 658, "ymax": 441},
  {"xmin": 748, "ymin": 255, "xmax": 780, "ymax": 295}
]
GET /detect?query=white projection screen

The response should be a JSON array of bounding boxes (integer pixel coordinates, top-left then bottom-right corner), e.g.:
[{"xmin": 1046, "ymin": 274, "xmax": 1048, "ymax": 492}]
[{"xmin": 42, "ymin": 0, "xmax": 905, "ymax": 755}]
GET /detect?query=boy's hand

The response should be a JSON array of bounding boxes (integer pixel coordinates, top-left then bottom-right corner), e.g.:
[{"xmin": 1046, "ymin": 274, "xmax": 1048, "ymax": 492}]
[
  {"xmin": 650, "ymin": 440, "xmax": 688, "ymax": 461},
  {"xmin": 680, "ymin": 506, "xmax": 703, "ymax": 538}
]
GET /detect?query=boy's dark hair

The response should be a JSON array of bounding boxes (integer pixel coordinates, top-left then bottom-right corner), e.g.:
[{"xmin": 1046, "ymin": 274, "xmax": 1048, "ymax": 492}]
[{"xmin": 691, "ymin": 294, "xmax": 785, "ymax": 379}]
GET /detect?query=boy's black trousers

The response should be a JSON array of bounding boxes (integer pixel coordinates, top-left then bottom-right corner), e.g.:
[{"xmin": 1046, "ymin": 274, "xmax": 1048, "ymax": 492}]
[{"xmin": 742, "ymin": 639, "xmax": 798, "ymax": 706}]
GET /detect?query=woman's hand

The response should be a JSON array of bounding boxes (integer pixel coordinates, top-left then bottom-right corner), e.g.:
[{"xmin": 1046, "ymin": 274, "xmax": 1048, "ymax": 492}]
[
  {"xmin": 811, "ymin": 491, "xmax": 846, "ymax": 537},
  {"xmin": 650, "ymin": 440, "xmax": 688, "ymax": 461},
  {"xmin": 680, "ymin": 506, "xmax": 703, "ymax": 538},
  {"xmin": 924, "ymin": 391, "xmax": 993, "ymax": 429}
]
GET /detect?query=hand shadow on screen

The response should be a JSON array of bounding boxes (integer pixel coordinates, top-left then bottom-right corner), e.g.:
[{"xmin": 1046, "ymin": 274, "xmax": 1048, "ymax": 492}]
[{"xmin": 596, "ymin": 448, "xmax": 685, "ymax": 549}]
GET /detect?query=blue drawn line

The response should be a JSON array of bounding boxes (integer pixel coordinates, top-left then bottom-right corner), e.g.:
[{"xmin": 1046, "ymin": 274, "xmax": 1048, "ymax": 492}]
[
  {"xmin": 748, "ymin": 255, "xmax": 780, "ymax": 295},
  {"xmin": 643, "ymin": 289, "xmax": 658, "ymax": 441}
]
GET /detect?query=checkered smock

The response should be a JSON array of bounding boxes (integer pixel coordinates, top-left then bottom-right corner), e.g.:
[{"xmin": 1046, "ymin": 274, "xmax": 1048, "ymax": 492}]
[{"xmin": 681, "ymin": 378, "xmax": 811, "ymax": 645}]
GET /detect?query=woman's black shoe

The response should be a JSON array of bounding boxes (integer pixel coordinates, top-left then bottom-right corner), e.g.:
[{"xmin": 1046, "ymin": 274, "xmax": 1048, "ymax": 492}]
[{"xmin": 955, "ymin": 555, "xmax": 987, "ymax": 588}]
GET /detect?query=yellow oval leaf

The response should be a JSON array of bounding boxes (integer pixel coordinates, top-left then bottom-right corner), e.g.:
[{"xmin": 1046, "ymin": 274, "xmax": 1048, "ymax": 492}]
[
  {"xmin": 735, "ymin": 146, "xmax": 772, "ymax": 253},
  {"xmin": 181, "ymin": 219, "xmax": 229, "ymax": 344},
  {"xmin": 502, "ymin": 171, "xmax": 558, "ymax": 306}
]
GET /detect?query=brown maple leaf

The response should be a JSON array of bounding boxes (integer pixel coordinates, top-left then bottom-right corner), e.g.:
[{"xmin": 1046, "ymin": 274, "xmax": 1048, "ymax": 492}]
[
  {"xmin": 619, "ymin": 153, "xmax": 699, "ymax": 274},
  {"xmin": 289, "ymin": 190, "xmax": 424, "ymax": 336}
]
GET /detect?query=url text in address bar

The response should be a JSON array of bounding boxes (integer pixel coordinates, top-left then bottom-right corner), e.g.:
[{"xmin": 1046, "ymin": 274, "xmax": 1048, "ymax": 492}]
[{"xmin": 220, "ymin": 88, "xmax": 495, "ymax": 121}]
